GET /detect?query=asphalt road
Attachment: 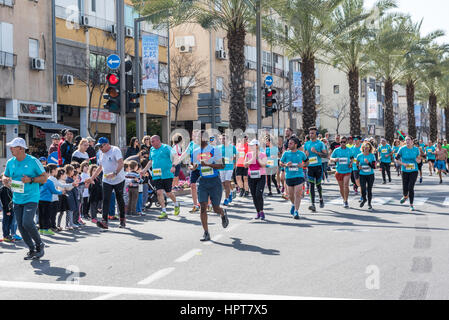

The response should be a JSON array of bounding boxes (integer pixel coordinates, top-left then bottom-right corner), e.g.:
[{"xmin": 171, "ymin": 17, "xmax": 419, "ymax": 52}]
[{"xmin": 1, "ymin": 167, "xmax": 448, "ymax": 300}]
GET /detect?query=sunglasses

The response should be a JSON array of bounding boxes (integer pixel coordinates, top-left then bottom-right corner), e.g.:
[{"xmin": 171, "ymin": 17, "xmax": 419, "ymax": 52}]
[{"xmin": 341, "ymin": 141, "xmax": 347, "ymax": 143}]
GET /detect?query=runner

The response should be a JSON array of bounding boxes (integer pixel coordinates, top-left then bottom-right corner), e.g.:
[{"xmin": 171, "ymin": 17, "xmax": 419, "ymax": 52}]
[
  {"xmin": 143, "ymin": 135, "xmax": 180, "ymax": 219},
  {"xmin": 280, "ymin": 128, "xmax": 293, "ymax": 199},
  {"xmin": 414, "ymin": 139, "xmax": 425, "ymax": 184},
  {"xmin": 235, "ymin": 135, "xmax": 250, "ymax": 197},
  {"xmin": 392, "ymin": 139, "xmax": 402, "ymax": 176},
  {"xmin": 244, "ymin": 139, "xmax": 267, "ymax": 220},
  {"xmin": 425, "ymin": 140, "xmax": 436, "ymax": 176},
  {"xmin": 330, "ymin": 136, "xmax": 353, "ymax": 208},
  {"xmin": 378, "ymin": 138, "xmax": 393, "ymax": 184},
  {"xmin": 304, "ymin": 127, "xmax": 327, "ymax": 212},
  {"xmin": 350, "ymin": 136, "xmax": 362, "ymax": 196},
  {"xmin": 435, "ymin": 142, "xmax": 448, "ymax": 184},
  {"xmin": 330, "ymin": 134, "xmax": 341, "ymax": 152},
  {"xmin": 191, "ymin": 131, "xmax": 229, "ymax": 241},
  {"xmin": 443, "ymin": 139, "xmax": 449, "ymax": 172},
  {"xmin": 87, "ymin": 138, "xmax": 126, "ymax": 229},
  {"xmin": 264, "ymin": 136, "xmax": 280, "ymax": 196},
  {"xmin": 3, "ymin": 138, "xmax": 47, "ymax": 260},
  {"xmin": 218, "ymin": 133, "xmax": 237, "ymax": 206},
  {"xmin": 280, "ymin": 137, "xmax": 308, "ymax": 219},
  {"xmin": 356, "ymin": 141, "xmax": 376, "ymax": 210},
  {"xmin": 395, "ymin": 136, "xmax": 421, "ymax": 211},
  {"xmin": 321, "ymin": 138, "xmax": 331, "ymax": 183}
]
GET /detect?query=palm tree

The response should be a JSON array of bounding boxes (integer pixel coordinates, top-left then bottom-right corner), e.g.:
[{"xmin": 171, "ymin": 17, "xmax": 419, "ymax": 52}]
[
  {"xmin": 133, "ymin": 0, "xmax": 258, "ymax": 131},
  {"xmin": 437, "ymin": 58, "xmax": 449, "ymax": 141},
  {"xmin": 272, "ymin": 0, "xmax": 346, "ymax": 135},
  {"xmin": 330, "ymin": 0, "xmax": 396, "ymax": 136},
  {"xmin": 366, "ymin": 14, "xmax": 416, "ymax": 143}
]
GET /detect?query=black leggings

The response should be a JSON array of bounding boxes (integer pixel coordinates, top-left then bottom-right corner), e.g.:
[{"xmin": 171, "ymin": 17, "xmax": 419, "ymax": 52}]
[
  {"xmin": 360, "ymin": 174, "xmax": 375, "ymax": 204},
  {"xmin": 102, "ymin": 181, "xmax": 126, "ymax": 222},
  {"xmin": 402, "ymin": 171, "xmax": 418, "ymax": 205},
  {"xmin": 38, "ymin": 201, "xmax": 52, "ymax": 230},
  {"xmin": 266, "ymin": 174, "xmax": 279, "ymax": 193},
  {"xmin": 248, "ymin": 176, "xmax": 266, "ymax": 213},
  {"xmin": 380, "ymin": 162, "xmax": 391, "ymax": 182}
]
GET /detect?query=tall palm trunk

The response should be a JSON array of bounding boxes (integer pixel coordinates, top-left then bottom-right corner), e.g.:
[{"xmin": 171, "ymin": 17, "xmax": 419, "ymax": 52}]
[
  {"xmin": 384, "ymin": 78, "xmax": 395, "ymax": 144},
  {"xmin": 429, "ymin": 93, "xmax": 438, "ymax": 142},
  {"xmin": 227, "ymin": 25, "xmax": 247, "ymax": 131},
  {"xmin": 445, "ymin": 106, "xmax": 449, "ymax": 141},
  {"xmin": 301, "ymin": 54, "xmax": 316, "ymax": 135},
  {"xmin": 348, "ymin": 67, "xmax": 361, "ymax": 136},
  {"xmin": 406, "ymin": 80, "xmax": 417, "ymax": 139}
]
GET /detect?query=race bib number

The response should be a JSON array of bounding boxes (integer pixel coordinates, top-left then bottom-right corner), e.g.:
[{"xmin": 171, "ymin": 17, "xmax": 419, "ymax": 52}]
[
  {"xmin": 381, "ymin": 149, "xmax": 388, "ymax": 154},
  {"xmin": 250, "ymin": 170, "xmax": 261, "ymax": 179},
  {"xmin": 289, "ymin": 163, "xmax": 299, "ymax": 172},
  {"xmin": 361, "ymin": 165, "xmax": 371, "ymax": 173},
  {"xmin": 152, "ymin": 168, "xmax": 162, "ymax": 177},
  {"xmin": 309, "ymin": 157, "xmax": 318, "ymax": 165},
  {"xmin": 339, "ymin": 158, "xmax": 348, "ymax": 165},
  {"xmin": 11, "ymin": 180, "xmax": 24, "ymax": 194},
  {"xmin": 224, "ymin": 157, "xmax": 232, "ymax": 164},
  {"xmin": 405, "ymin": 163, "xmax": 416, "ymax": 171},
  {"xmin": 267, "ymin": 160, "xmax": 275, "ymax": 167},
  {"xmin": 201, "ymin": 167, "xmax": 214, "ymax": 176}
]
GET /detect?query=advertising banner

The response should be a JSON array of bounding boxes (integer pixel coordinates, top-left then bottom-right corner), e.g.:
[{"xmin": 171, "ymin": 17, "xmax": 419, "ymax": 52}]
[
  {"xmin": 142, "ymin": 35, "xmax": 159, "ymax": 90},
  {"xmin": 368, "ymin": 91, "xmax": 378, "ymax": 119},
  {"xmin": 292, "ymin": 72, "xmax": 303, "ymax": 112}
]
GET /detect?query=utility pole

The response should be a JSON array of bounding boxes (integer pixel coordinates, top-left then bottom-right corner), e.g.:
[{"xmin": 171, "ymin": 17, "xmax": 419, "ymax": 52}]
[
  {"xmin": 256, "ymin": 0, "xmax": 262, "ymax": 133},
  {"xmin": 117, "ymin": 0, "xmax": 126, "ymax": 151},
  {"xmin": 134, "ymin": 21, "xmax": 141, "ymax": 139},
  {"xmin": 209, "ymin": 29, "xmax": 216, "ymax": 129}
]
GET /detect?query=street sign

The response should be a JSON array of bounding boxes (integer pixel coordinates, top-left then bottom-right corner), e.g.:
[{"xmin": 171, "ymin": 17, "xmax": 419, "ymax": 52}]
[
  {"xmin": 265, "ymin": 75, "xmax": 273, "ymax": 87},
  {"xmin": 197, "ymin": 99, "xmax": 221, "ymax": 107},
  {"xmin": 198, "ymin": 116, "xmax": 221, "ymax": 123},
  {"xmin": 197, "ymin": 107, "xmax": 221, "ymax": 115},
  {"xmin": 107, "ymin": 54, "xmax": 121, "ymax": 69}
]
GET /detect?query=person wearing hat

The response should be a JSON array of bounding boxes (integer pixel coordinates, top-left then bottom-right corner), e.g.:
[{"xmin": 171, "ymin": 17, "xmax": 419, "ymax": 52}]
[
  {"xmin": 39, "ymin": 157, "xmax": 47, "ymax": 166},
  {"xmin": 48, "ymin": 134, "xmax": 60, "ymax": 155},
  {"xmin": 2, "ymin": 138, "xmax": 47, "ymax": 260},
  {"xmin": 86, "ymin": 137, "xmax": 126, "ymax": 229}
]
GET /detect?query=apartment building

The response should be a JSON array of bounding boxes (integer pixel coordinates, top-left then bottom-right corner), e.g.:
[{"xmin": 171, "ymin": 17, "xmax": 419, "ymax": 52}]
[{"xmin": 0, "ymin": 0, "xmax": 56, "ymax": 166}]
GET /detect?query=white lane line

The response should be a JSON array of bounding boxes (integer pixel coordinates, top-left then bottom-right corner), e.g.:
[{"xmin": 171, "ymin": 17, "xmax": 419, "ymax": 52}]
[
  {"xmin": 174, "ymin": 249, "xmax": 202, "ymax": 263},
  {"xmin": 137, "ymin": 267, "xmax": 176, "ymax": 285},
  {"xmin": 444, "ymin": 197, "xmax": 449, "ymax": 206},
  {"xmin": 371, "ymin": 197, "xmax": 393, "ymax": 205},
  {"xmin": 413, "ymin": 197, "xmax": 428, "ymax": 206},
  {"xmin": 91, "ymin": 293, "xmax": 121, "ymax": 300},
  {"xmin": 0, "ymin": 280, "xmax": 354, "ymax": 300}
]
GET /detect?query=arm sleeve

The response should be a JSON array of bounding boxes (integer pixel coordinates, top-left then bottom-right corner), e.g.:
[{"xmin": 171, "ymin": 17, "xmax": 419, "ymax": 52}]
[{"xmin": 48, "ymin": 181, "xmax": 63, "ymax": 195}]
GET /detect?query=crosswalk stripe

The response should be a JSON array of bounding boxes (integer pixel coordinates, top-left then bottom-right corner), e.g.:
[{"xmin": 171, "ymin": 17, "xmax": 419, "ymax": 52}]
[
  {"xmin": 413, "ymin": 198, "xmax": 428, "ymax": 206},
  {"xmin": 444, "ymin": 197, "xmax": 449, "ymax": 206},
  {"xmin": 371, "ymin": 197, "xmax": 393, "ymax": 205}
]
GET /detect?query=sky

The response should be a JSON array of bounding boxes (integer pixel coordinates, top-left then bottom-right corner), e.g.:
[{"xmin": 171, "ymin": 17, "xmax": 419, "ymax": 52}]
[{"xmin": 364, "ymin": 0, "xmax": 449, "ymax": 44}]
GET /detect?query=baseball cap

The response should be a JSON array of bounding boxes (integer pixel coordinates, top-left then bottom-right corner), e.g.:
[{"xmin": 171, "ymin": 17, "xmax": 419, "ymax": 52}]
[
  {"xmin": 6, "ymin": 137, "xmax": 27, "ymax": 149},
  {"xmin": 95, "ymin": 137, "xmax": 109, "ymax": 147},
  {"xmin": 39, "ymin": 157, "xmax": 47, "ymax": 162},
  {"xmin": 51, "ymin": 134, "xmax": 61, "ymax": 140},
  {"xmin": 248, "ymin": 139, "xmax": 260, "ymax": 146}
]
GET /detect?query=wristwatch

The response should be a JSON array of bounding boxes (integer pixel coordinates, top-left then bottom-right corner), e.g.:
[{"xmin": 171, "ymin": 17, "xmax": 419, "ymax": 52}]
[{"xmin": 30, "ymin": 177, "xmax": 34, "ymax": 184}]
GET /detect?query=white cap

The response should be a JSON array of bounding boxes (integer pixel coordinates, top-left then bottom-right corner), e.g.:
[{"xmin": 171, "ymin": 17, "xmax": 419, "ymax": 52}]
[
  {"xmin": 248, "ymin": 139, "xmax": 259, "ymax": 146},
  {"xmin": 6, "ymin": 137, "xmax": 27, "ymax": 149}
]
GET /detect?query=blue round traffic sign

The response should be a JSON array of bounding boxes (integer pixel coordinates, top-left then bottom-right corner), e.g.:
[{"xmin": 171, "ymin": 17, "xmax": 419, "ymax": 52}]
[
  {"xmin": 107, "ymin": 54, "xmax": 121, "ymax": 69},
  {"xmin": 265, "ymin": 75, "xmax": 273, "ymax": 87}
]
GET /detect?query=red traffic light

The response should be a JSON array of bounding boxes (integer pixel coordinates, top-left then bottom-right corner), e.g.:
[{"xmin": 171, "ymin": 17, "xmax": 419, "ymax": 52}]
[
  {"xmin": 267, "ymin": 91, "xmax": 273, "ymax": 97},
  {"xmin": 107, "ymin": 73, "xmax": 119, "ymax": 85}
]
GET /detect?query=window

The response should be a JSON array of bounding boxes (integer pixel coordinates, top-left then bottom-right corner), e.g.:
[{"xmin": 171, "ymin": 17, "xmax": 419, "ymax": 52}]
[
  {"xmin": 89, "ymin": 53, "xmax": 105, "ymax": 69},
  {"xmin": 29, "ymin": 38, "xmax": 39, "ymax": 58},
  {"xmin": 0, "ymin": 22, "xmax": 14, "ymax": 67},
  {"xmin": 91, "ymin": 0, "xmax": 96, "ymax": 12},
  {"xmin": 215, "ymin": 37, "xmax": 224, "ymax": 51},
  {"xmin": 159, "ymin": 63, "xmax": 168, "ymax": 84},
  {"xmin": 216, "ymin": 76, "xmax": 225, "ymax": 99},
  {"xmin": 333, "ymin": 85, "xmax": 339, "ymax": 94}
]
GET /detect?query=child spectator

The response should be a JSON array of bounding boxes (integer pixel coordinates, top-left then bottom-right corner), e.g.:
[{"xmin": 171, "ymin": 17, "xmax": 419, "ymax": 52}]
[
  {"xmin": 88, "ymin": 164, "xmax": 103, "ymax": 224},
  {"xmin": 123, "ymin": 161, "xmax": 130, "ymax": 215},
  {"xmin": 39, "ymin": 165, "xmax": 64, "ymax": 235},
  {"xmin": 80, "ymin": 161, "xmax": 91, "ymax": 220},
  {"xmin": 55, "ymin": 168, "xmax": 74, "ymax": 230},
  {"xmin": 1, "ymin": 175, "xmax": 14, "ymax": 242},
  {"xmin": 136, "ymin": 163, "xmax": 144, "ymax": 216},
  {"xmin": 63, "ymin": 165, "xmax": 79, "ymax": 230},
  {"xmin": 126, "ymin": 160, "xmax": 141, "ymax": 216}
]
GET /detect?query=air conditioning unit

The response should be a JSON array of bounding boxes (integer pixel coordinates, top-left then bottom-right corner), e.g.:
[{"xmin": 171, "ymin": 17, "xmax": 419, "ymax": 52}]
[
  {"xmin": 179, "ymin": 45, "xmax": 190, "ymax": 53},
  {"xmin": 125, "ymin": 26, "xmax": 134, "ymax": 38},
  {"xmin": 216, "ymin": 50, "xmax": 227, "ymax": 60},
  {"xmin": 62, "ymin": 74, "xmax": 74, "ymax": 85},
  {"xmin": 80, "ymin": 15, "xmax": 90, "ymax": 27},
  {"xmin": 31, "ymin": 58, "xmax": 45, "ymax": 71},
  {"xmin": 110, "ymin": 25, "xmax": 117, "ymax": 35}
]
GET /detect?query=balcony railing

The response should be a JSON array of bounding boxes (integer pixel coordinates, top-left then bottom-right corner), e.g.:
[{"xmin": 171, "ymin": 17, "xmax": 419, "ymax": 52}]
[
  {"xmin": 0, "ymin": 51, "xmax": 17, "ymax": 68},
  {"xmin": 0, "ymin": 0, "xmax": 14, "ymax": 7}
]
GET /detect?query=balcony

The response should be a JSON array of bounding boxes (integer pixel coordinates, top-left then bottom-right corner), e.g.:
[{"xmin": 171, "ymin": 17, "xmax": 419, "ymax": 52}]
[
  {"xmin": 0, "ymin": 51, "xmax": 17, "ymax": 68},
  {"xmin": 0, "ymin": 0, "xmax": 14, "ymax": 7}
]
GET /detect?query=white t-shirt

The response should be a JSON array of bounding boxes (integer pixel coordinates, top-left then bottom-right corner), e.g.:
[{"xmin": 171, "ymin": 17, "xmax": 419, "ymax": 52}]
[
  {"xmin": 80, "ymin": 172, "xmax": 90, "ymax": 198},
  {"xmin": 98, "ymin": 146, "xmax": 126, "ymax": 185},
  {"xmin": 72, "ymin": 150, "xmax": 89, "ymax": 162}
]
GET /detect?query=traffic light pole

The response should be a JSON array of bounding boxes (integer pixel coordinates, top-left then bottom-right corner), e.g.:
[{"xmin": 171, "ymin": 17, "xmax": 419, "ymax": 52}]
[
  {"xmin": 256, "ymin": 0, "xmax": 262, "ymax": 133},
  {"xmin": 117, "ymin": 0, "xmax": 126, "ymax": 151},
  {"xmin": 134, "ymin": 19, "xmax": 141, "ymax": 139}
]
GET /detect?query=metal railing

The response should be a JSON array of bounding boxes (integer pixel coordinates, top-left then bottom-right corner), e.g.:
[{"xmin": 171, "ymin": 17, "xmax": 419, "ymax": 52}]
[
  {"xmin": 0, "ymin": 51, "xmax": 17, "ymax": 68},
  {"xmin": 0, "ymin": 0, "xmax": 14, "ymax": 7}
]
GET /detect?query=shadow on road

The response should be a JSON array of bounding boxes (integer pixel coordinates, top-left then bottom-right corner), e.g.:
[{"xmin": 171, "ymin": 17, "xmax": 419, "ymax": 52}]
[
  {"xmin": 30, "ymin": 259, "xmax": 87, "ymax": 282},
  {"xmin": 213, "ymin": 237, "xmax": 280, "ymax": 256}
]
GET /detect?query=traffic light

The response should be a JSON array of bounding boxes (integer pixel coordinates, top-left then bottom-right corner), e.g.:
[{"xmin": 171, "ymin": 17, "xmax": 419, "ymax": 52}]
[
  {"xmin": 264, "ymin": 88, "xmax": 277, "ymax": 117},
  {"xmin": 127, "ymin": 91, "xmax": 141, "ymax": 113},
  {"xmin": 103, "ymin": 72, "xmax": 121, "ymax": 114}
]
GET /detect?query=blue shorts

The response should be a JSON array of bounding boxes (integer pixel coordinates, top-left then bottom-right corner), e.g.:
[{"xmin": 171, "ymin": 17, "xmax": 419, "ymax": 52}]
[
  {"xmin": 286, "ymin": 177, "xmax": 305, "ymax": 187},
  {"xmin": 174, "ymin": 164, "xmax": 181, "ymax": 177},
  {"xmin": 190, "ymin": 169, "xmax": 201, "ymax": 183},
  {"xmin": 198, "ymin": 176, "xmax": 223, "ymax": 206},
  {"xmin": 435, "ymin": 160, "xmax": 446, "ymax": 170}
]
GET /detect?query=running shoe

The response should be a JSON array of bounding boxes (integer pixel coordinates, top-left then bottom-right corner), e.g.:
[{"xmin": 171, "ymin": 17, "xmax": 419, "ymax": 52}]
[
  {"xmin": 359, "ymin": 196, "xmax": 363, "ymax": 203},
  {"xmin": 232, "ymin": 190, "xmax": 237, "ymax": 199},
  {"xmin": 319, "ymin": 199, "xmax": 324, "ymax": 208},
  {"xmin": 39, "ymin": 229, "xmax": 44, "ymax": 235},
  {"xmin": 200, "ymin": 231, "xmax": 211, "ymax": 242},
  {"xmin": 306, "ymin": 190, "xmax": 310, "ymax": 196},
  {"xmin": 79, "ymin": 219, "xmax": 86, "ymax": 225},
  {"xmin": 290, "ymin": 205, "xmax": 295, "ymax": 216},
  {"xmin": 91, "ymin": 218, "xmax": 98, "ymax": 224},
  {"xmin": 360, "ymin": 200, "xmax": 367, "ymax": 208},
  {"xmin": 33, "ymin": 243, "xmax": 45, "ymax": 260},
  {"xmin": 158, "ymin": 211, "xmax": 168, "ymax": 219},
  {"xmin": 410, "ymin": 205, "xmax": 415, "ymax": 212},
  {"xmin": 282, "ymin": 194, "xmax": 289, "ymax": 200},
  {"xmin": 277, "ymin": 188, "xmax": 281, "ymax": 194},
  {"xmin": 419, "ymin": 177, "xmax": 422, "ymax": 184},
  {"xmin": 255, "ymin": 212, "xmax": 261, "ymax": 220},
  {"xmin": 344, "ymin": 201, "xmax": 349, "ymax": 209},
  {"xmin": 239, "ymin": 189, "xmax": 245, "ymax": 197},
  {"xmin": 260, "ymin": 212, "xmax": 265, "ymax": 220},
  {"xmin": 368, "ymin": 204, "xmax": 373, "ymax": 210},
  {"xmin": 382, "ymin": 181, "xmax": 387, "ymax": 185},
  {"xmin": 119, "ymin": 219, "xmax": 126, "ymax": 228},
  {"xmin": 244, "ymin": 191, "xmax": 249, "ymax": 197},
  {"xmin": 108, "ymin": 215, "xmax": 118, "ymax": 221},
  {"xmin": 293, "ymin": 211, "xmax": 300, "ymax": 220},
  {"xmin": 97, "ymin": 220, "xmax": 108, "ymax": 229},
  {"xmin": 440, "ymin": 180, "xmax": 443, "ymax": 184},
  {"xmin": 221, "ymin": 210, "xmax": 229, "ymax": 228},
  {"xmin": 42, "ymin": 229, "xmax": 55, "ymax": 236},
  {"xmin": 24, "ymin": 250, "xmax": 36, "ymax": 260},
  {"xmin": 400, "ymin": 197, "xmax": 407, "ymax": 204},
  {"xmin": 174, "ymin": 204, "xmax": 180, "ymax": 216},
  {"xmin": 308, "ymin": 205, "xmax": 316, "ymax": 212},
  {"xmin": 224, "ymin": 198, "xmax": 229, "ymax": 206},
  {"xmin": 189, "ymin": 205, "xmax": 199, "ymax": 213},
  {"xmin": 228, "ymin": 195, "xmax": 233, "ymax": 204},
  {"xmin": 3, "ymin": 236, "xmax": 14, "ymax": 243},
  {"xmin": 268, "ymin": 192, "xmax": 273, "ymax": 196},
  {"xmin": 13, "ymin": 235, "xmax": 22, "ymax": 241},
  {"xmin": 207, "ymin": 205, "xmax": 213, "ymax": 212}
]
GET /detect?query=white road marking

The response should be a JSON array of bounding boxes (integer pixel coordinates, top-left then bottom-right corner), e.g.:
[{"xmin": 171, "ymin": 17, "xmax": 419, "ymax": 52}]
[
  {"xmin": 92, "ymin": 293, "xmax": 121, "ymax": 300},
  {"xmin": 444, "ymin": 197, "xmax": 449, "ymax": 206},
  {"xmin": 329, "ymin": 198, "xmax": 344, "ymax": 205},
  {"xmin": 371, "ymin": 197, "xmax": 393, "ymax": 205},
  {"xmin": 413, "ymin": 197, "xmax": 428, "ymax": 206},
  {"xmin": 0, "ymin": 280, "xmax": 354, "ymax": 300},
  {"xmin": 137, "ymin": 267, "xmax": 176, "ymax": 285},
  {"xmin": 175, "ymin": 249, "xmax": 202, "ymax": 263}
]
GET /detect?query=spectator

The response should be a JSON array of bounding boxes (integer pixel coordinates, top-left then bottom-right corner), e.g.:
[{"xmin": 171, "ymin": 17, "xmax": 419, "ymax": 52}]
[
  {"xmin": 125, "ymin": 137, "xmax": 140, "ymax": 159},
  {"xmin": 48, "ymin": 134, "xmax": 60, "ymax": 155},
  {"xmin": 60, "ymin": 130, "xmax": 75, "ymax": 166},
  {"xmin": 86, "ymin": 137, "xmax": 97, "ymax": 164},
  {"xmin": 141, "ymin": 136, "xmax": 151, "ymax": 153},
  {"xmin": 72, "ymin": 138, "xmax": 90, "ymax": 164}
]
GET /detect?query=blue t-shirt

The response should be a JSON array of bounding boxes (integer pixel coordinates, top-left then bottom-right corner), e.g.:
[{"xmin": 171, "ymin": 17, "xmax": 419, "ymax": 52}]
[
  {"xmin": 304, "ymin": 140, "xmax": 325, "ymax": 167},
  {"xmin": 4, "ymin": 154, "xmax": 45, "ymax": 205},
  {"xmin": 351, "ymin": 145, "xmax": 362, "ymax": 171},
  {"xmin": 280, "ymin": 150, "xmax": 308, "ymax": 179},
  {"xmin": 219, "ymin": 144, "xmax": 237, "ymax": 171},
  {"xmin": 397, "ymin": 146, "xmax": 420, "ymax": 172},
  {"xmin": 331, "ymin": 147, "xmax": 353, "ymax": 174},
  {"xmin": 192, "ymin": 144, "xmax": 222, "ymax": 178},
  {"xmin": 187, "ymin": 141, "xmax": 200, "ymax": 163},
  {"xmin": 149, "ymin": 144, "xmax": 176, "ymax": 180},
  {"xmin": 425, "ymin": 146, "xmax": 436, "ymax": 160},
  {"xmin": 378, "ymin": 144, "xmax": 392, "ymax": 163},
  {"xmin": 393, "ymin": 145, "xmax": 400, "ymax": 155},
  {"xmin": 356, "ymin": 153, "xmax": 376, "ymax": 175},
  {"xmin": 263, "ymin": 146, "xmax": 279, "ymax": 168}
]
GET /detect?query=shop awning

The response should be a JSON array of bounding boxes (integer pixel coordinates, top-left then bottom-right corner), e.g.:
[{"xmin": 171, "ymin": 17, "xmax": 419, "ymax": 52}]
[
  {"xmin": 21, "ymin": 120, "xmax": 78, "ymax": 132},
  {"xmin": 0, "ymin": 117, "xmax": 20, "ymax": 125}
]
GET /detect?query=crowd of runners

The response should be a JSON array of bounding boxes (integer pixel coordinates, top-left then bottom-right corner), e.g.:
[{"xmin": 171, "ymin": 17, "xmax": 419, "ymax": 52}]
[{"xmin": 1, "ymin": 127, "xmax": 448, "ymax": 260}]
